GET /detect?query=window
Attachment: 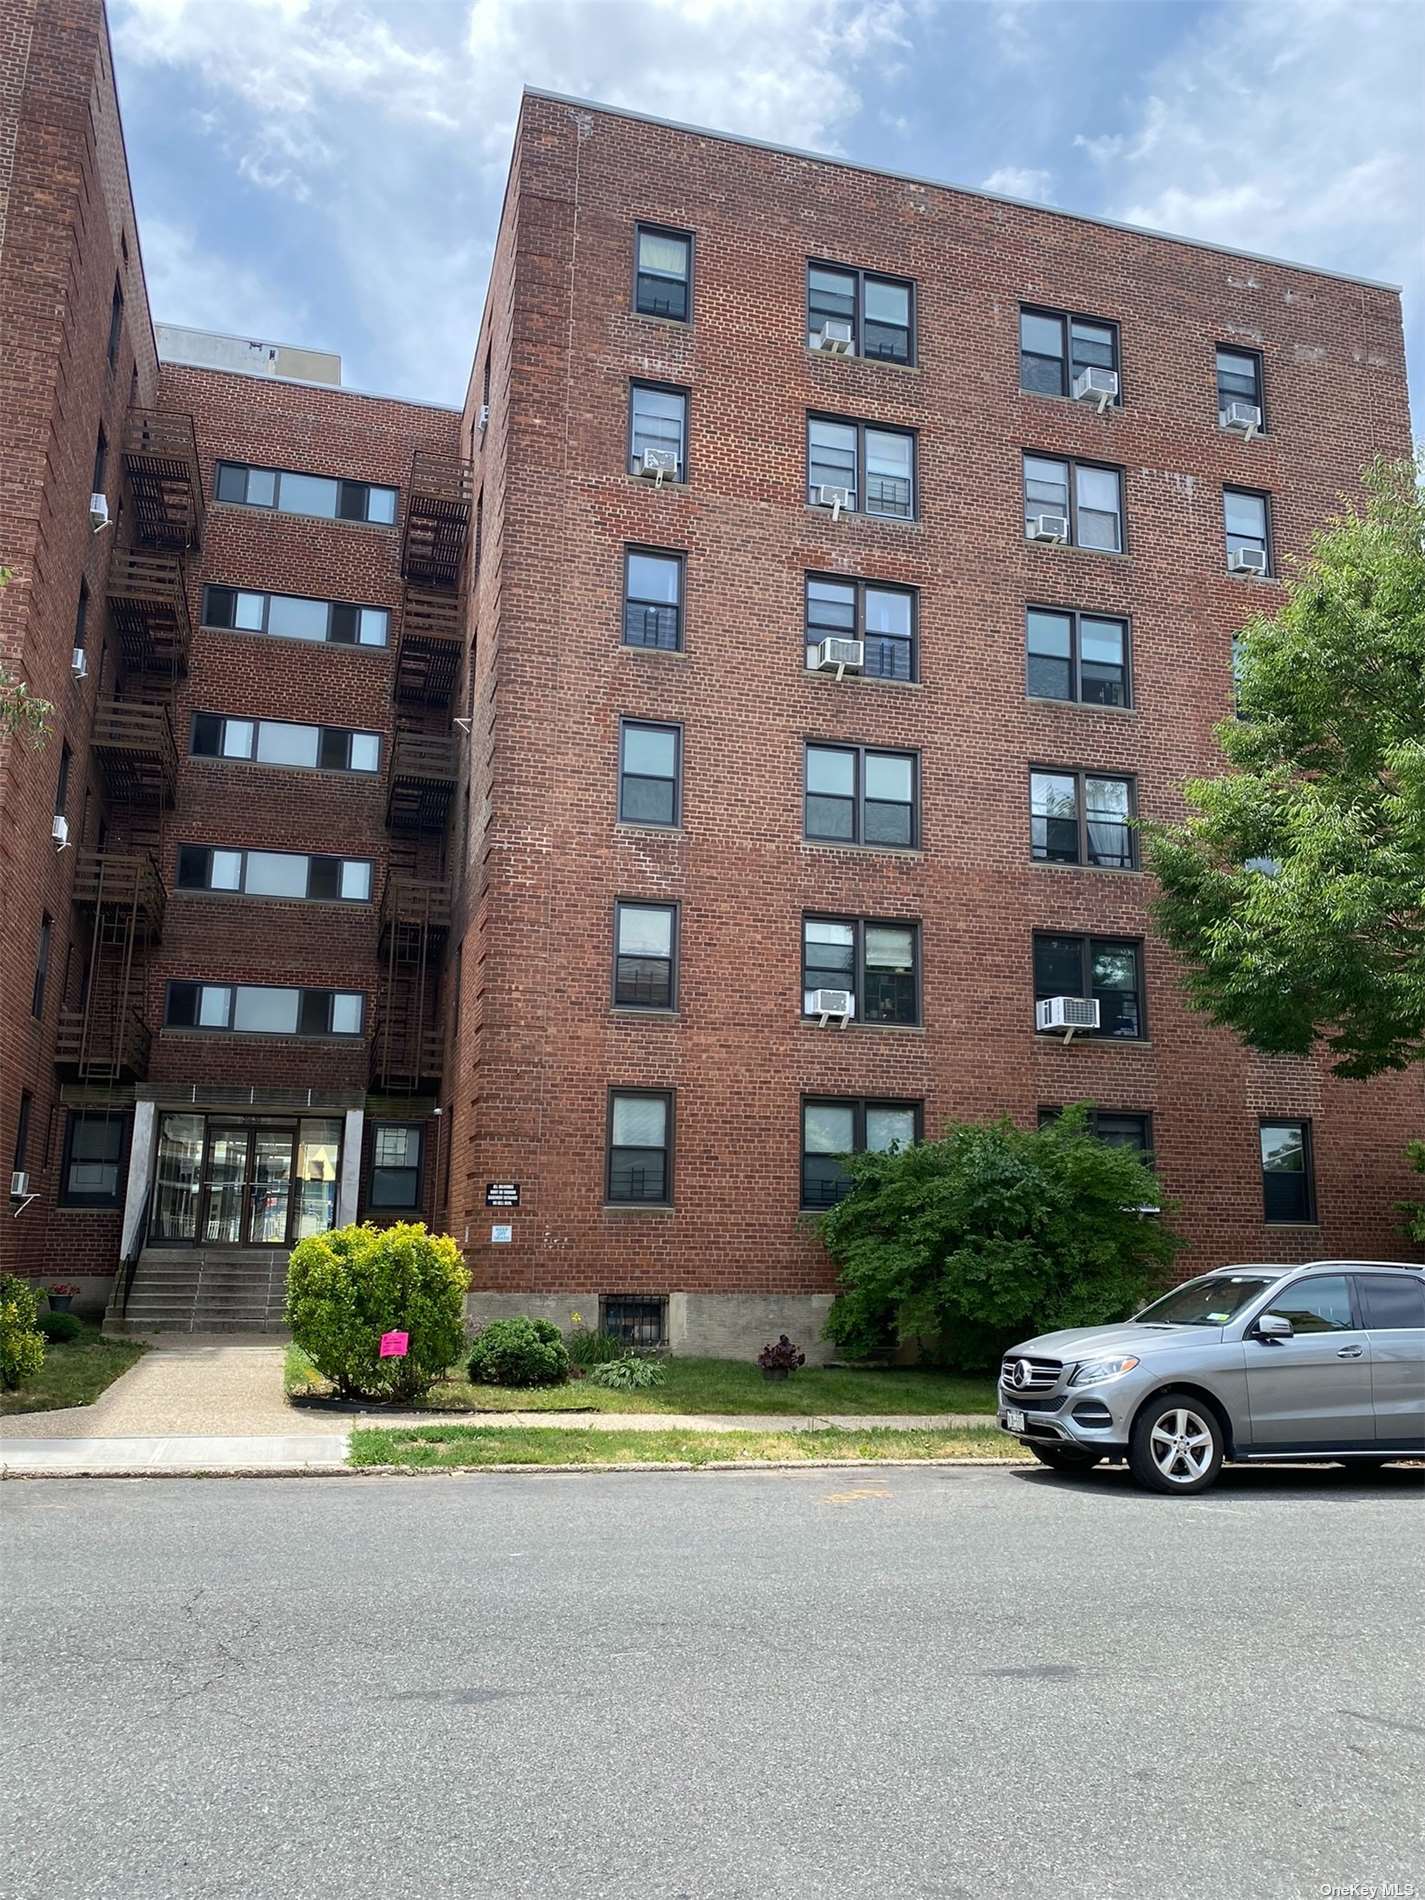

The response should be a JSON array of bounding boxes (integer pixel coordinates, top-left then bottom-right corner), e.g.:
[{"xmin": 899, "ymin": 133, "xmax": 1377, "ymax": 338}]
[
  {"xmin": 634, "ymin": 225, "xmax": 692, "ymax": 321},
  {"xmin": 54, "ymin": 742, "xmax": 71, "ymax": 818},
  {"xmin": 73, "ymin": 584, "xmax": 89, "ymax": 655},
  {"xmin": 802, "ymin": 918, "xmax": 919, "ymax": 1026},
  {"xmin": 1216, "ymin": 346, "xmax": 1263, "ymax": 422},
  {"xmin": 805, "ymin": 743, "xmax": 917, "ymax": 849},
  {"xmin": 607, "ymin": 1090, "xmax": 672, "ymax": 1205},
  {"xmin": 202, "ymin": 585, "xmax": 389, "ymax": 648},
  {"xmin": 1039, "ymin": 1107, "xmax": 1152, "ymax": 1153},
  {"xmin": 106, "ymin": 277, "xmax": 124, "ymax": 368},
  {"xmin": 801, "ymin": 1098, "xmax": 919, "ymax": 1208},
  {"xmin": 1033, "ymin": 934, "xmax": 1144, "ymax": 1039},
  {"xmin": 1356, "ymin": 1274, "xmax": 1425, "ymax": 1331},
  {"xmin": 628, "ymin": 383, "xmax": 687, "ymax": 478},
  {"xmin": 805, "ymin": 576, "xmax": 916, "ymax": 682},
  {"xmin": 177, "ymin": 846, "xmax": 372, "ymax": 903},
  {"xmin": 369, "ymin": 1124, "xmax": 422, "ymax": 1210},
  {"xmin": 1024, "ymin": 455, "xmax": 1124, "ymax": 551},
  {"xmin": 614, "ymin": 901, "xmax": 677, "ymax": 1009},
  {"xmin": 807, "ymin": 417, "xmax": 915, "ymax": 519},
  {"xmin": 31, "ymin": 914, "xmax": 51, "ymax": 1019},
  {"xmin": 190, "ymin": 714, "xmax": 381, "ymax": 774},
  {"xmin": 214, "ymin": 462, "xmax": 397, "ymax": 524},
  {"xmin": 1029, "ymin": 769, "xmax": 1136, "ymax": 868},
  {"xmin": 619, "ymin": 720, "xmax": 680, "ymax": 827},
  {"xmin": 622, "ymin": 549, "xmax": 684, "ymax": 651},
  {"xmin": 1019, "ymin": 308, "xmax": 1119, "ymax": 400},
  {"xmin": 1026, "ymin": 607, "xmax": 1129, "ymax": 707},
  {"xmin": 13, "ymin": 1092, "xmax": 31, "ymax": 1175},
  {"xmin": 164, "ymin": 982, "xmax": 364, "ymax": 1037},
  {"xmin": 602, "ymin": 1295, "xmax": 667, "ymax": 1348},
  {"xmin": 807, "ymin": 263, "xmax": 914, "ymax": 363},
  {"xmin": 92, "ymin": 425, "xmax": 108, "ymax": 495},
  {"xmin": 61, "ymin": 1111, "xmax": 126, "ymax": 1206},
  {"xmin": 1260, "ymin": 1120, "xmax": 1315, "ymax": 1223},
  {"xmin": 1224, "ymin": 488, "xmax": 1271, "ymax": 572},
  {"xmin": 1263, "ymin": 1275, "xmax": 1352, "ymax": 1334}
]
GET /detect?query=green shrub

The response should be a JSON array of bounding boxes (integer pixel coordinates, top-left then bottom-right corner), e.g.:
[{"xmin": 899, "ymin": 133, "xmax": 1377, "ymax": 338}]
[
  {"xmin": 37, "ymin": 1309, "xmax": 83, "ymax": 1344},
  {"xmin": 585, "ymin": 1354, "xmax": 666, "ymax": 1391},
  {"xmin": 566, "ymin": 1325, "xmax": 625, "ymax": 1368},
  {"xmin": 467, "ymin": 1317, "xmax": 571, "ymax": 1388},
  {"xmin": 0, "ymin": 1274, "xmax": 46, "ymax": 1391},
  {"xmin": 818, "ymin": 1107, "xmax": 1184, "ymax": 1370},
  {"xmin": 285, "ymin": 1223, "xmax": 469, "ymax": 1401}
]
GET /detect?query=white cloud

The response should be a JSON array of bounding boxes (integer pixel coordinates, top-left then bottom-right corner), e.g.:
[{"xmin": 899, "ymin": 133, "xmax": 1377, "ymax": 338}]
[
  {"xmin": 139, "ymin": 216, "xmax": 312, "ymax": 343},
  {"xmin": 980, "ymin": 164, "xmax": 1054, "ymax": 204}
]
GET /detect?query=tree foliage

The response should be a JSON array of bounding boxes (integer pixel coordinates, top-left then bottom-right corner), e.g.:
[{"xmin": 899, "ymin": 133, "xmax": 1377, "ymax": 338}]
[
  {"xmin": 0, "ymin": 566, "xmax": 54, "ymax": 748},
  {"xmin": 1146, "ymin": 456, "xmax": 1425, "ymax": 1078},
  {"xmin": 0, "ymin": 1274, "xmax": 47, "ymax": 1391},
  {"xmin": 817, "ymin": 1110, "xmax": 1183, "ymax": 1370},
  {"xmin": 285, "ymin": 1222, "xmax": 469, "ymax": 1400},
  {"xmin": 1402, "ymin": 1142, "xmax": 1425, "ymax": 1247}
]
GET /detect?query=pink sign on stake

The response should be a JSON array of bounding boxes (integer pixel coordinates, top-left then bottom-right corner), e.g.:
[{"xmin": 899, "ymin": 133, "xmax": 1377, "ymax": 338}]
[{"xmin": 379, "ymin": 1330, "xmax": 410, "ymax": 1358}]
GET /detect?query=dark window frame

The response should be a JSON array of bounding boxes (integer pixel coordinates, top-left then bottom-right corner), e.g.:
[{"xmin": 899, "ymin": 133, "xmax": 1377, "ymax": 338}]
[
  {"xmin": 1259, "ymin": 1117, "xmax": 1317, "ymax": 1225},
  {"xmin": 13, "ymin": 1091, "xmax": 32, "ymax": 1174},
  {"xmin": 805, "ymin": 573, "xmax": 917, "ymax": 683},
  {"xmin": 605, "ymin": 1087, "xmax": 675, "ymax": 1208},
  {"xmin": 804, "ymin": 741, "xmax": 919, "ymax": 851},
  {"xmin": 627, "ymin": 380, "xmax": 690, "ymax": 482},
  {"xmin": 73, "ymin": 583, "xmax": 89, "ymax": 655},
  {"xmin": 213, "ymin": 461, "xmax": 398, "ymax": 525},
  {"xmin": 106, "ymin": 277, "xmax": 124, "ymax": 370},
  {"xmin": 1028, "ymin": 765, "xmax": 1138, "ymax": 870},
  {"xmin": 1032, "ymin": 932, "xmax": 1147, "ymax": 1042},
  {"xmin": 1023, "ymin": 453, "xmax": 1127, "ymax": 553},
  {"xmin": 189, "ymin": 712, "xmax": 382, "ymax": 776},
  {"xmin": 621, "ymin": 546, "xmax": 686, "ymax": 652},
  {"xmin": 201, "ymin": 584, "xmax": 390, "ymax": 649},
  {"xmin": 800, "ymin": 1095, "xmax": 923, "ymax": 1209},
  {"xmin": 92, "ymin": 425, "xmax": 108, "ymax": 495},
  {"xmin": 31, "ymin": 914, "xmax": 51, "ymax": 1020},
  {"xmin": 633, "ymin": 222, "xmax": 694, "ymax": 324},
  {"xmin": 1038, "ymin": 1106, "xmax": 1154, "ymax": 1155},
  {"xmin": 368, "ymin": 1121, "xmax": 423, "ymax": 1211},
  {"xmin": 806, "ymin": 413, "xmax": 917, "ymax": 520},
  {"xmin": 163, "ymin": 981, "xmax": 365, "ymax": 1038},
  {"xmin": 613, "ymin": 898, "xmax": 679, "ymax": 1011},
  {"xmin": 601, "ymin": 1294, "xmax": 668, "ymax": 1348},
  {"xmin": 1025, "ymin": 604, "xmax": 1132, "ymax": 709},
  {"xmin": 1223, "ymin": 485, "xmax": 1274, "ymax": 575},
  {"xmin": 1215, "ymin": 344, "xmax": 1266, "ymax": 428},
  {"xmin": 54, "ymin": 741, "xmax": 72, "ymax": 819},
  {"xmin": 806, "ymin": 259, "xmax": 916, "ymax": 365},
  {"xmin": 60, "ymin": 1109, "xmax": 127, "ymax": 1208},
  {"xmin": 801, "ymin": 914, "xmax": 921, "ymax": 1027},
  {"xmin": 1019, "ymin": 305, "xmax": 1122, "ymax": 402},
  {"xmin": 618, "ymin": 718, "xmax": 682, "ymax": 829},
  {"xmin": 176, "ymin": 844, "xmax": 374, "ymax": 904}
]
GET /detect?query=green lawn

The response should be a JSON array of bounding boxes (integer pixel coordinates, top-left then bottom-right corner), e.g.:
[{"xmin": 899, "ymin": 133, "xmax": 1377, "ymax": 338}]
[
  {"xmin": 287, "ymin": 1346, "xmax": 997, "ymax": 1417},
  {"xmin": 0, "ymin": 1324, "xmax": 145, "ymax": 1416},
  {"xmin": 349, "ymin": 1423, "xmax": 1019, "ymax": 1470}
]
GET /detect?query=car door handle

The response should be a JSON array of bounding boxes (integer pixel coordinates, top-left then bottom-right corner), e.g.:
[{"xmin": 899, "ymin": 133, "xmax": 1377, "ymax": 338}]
[{"xmin": 1337, "ymin": 1346, "xmax": 1364, "ymax": 1358}]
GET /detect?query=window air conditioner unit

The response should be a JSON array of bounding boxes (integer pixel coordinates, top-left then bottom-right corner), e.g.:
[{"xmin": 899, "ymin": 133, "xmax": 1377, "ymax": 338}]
[
  {"xmin": 1220, "ymin": 401, "xmax": 1262, "ymax": 439},
  {"xmin": 1027, "ymin": 513, "xmax": 1068, "ymax": 543},
  {"xmin": 1072, "ymin": 367, "xmax": 1119, "ymax": 412},
  {"xmin": 814, "ymin": 320, "xmax": 854, "ymax": 355},
  {"xmin": 10, "ymin": 1171, "xmax": 30, "ymax": 1199},
  {"xmin": 51, "ymin": 815, "xmax": 70, "ymax": 848},
  {"xmin": 640, "ymin": 447, "xmax": 679, "ymax": 486},
  {"xmin": 1229, "ymin": 547, "xmax": 1268, "ymax": 577},
  {"xmin": 476, "ymin": 404, "xmax": 490, "ymax": 432},
  {"xmin": 814, "ymin": 636, "xmax": 864, "ymax": 679},
  {"xmin": 810, "ymin": 988, "xmax": 853, "ymax": 1026},
  {"xmin": 1036, "ymin": 995, "xmax": 1099, "ymax": 1040},
  {"xmin": 815, "ymin": 483, "xmax": 853, "ymax": 521},
  {"xmin": 89, "ymin": 492, "xmax": 110, "ymax": 532},
  {"xmin": 71, "ymin": 646, "xmax": 88, "ymax": 678}
]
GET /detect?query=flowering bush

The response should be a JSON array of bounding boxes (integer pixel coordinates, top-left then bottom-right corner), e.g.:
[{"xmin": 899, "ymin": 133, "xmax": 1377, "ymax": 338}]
[{"xmin": 757, "ymin": 1335, "xmax": 806, "ymax": 1375}]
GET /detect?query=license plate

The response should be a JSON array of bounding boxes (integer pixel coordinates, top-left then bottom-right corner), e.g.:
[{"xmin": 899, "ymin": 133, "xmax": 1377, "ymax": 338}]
[{"xmin": 1005, "ymin": 1408, "xmax": 1026, "ymax": 1433}]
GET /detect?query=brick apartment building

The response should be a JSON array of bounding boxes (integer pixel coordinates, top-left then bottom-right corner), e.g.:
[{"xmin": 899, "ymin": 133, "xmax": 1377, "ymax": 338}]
[{"xmin": 1, "ymin": 0, "xmax": 1419, "ymax": 1351}]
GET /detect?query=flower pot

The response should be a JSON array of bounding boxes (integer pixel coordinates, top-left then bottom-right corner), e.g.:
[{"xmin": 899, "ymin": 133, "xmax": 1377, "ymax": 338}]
[
  {"xmin": 761, "ymin": 1366, "xmax": 790, "ymax": 1381},
  {"xmin": 48, "ymin": 1295, "xmax": 74, "ymax": 1313}
]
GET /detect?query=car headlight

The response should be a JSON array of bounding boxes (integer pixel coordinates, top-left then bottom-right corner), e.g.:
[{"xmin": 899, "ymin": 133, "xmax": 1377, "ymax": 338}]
[{"xmin": 1069, "ymin": 1355, "xmax": 1140, "ymax": 1387}]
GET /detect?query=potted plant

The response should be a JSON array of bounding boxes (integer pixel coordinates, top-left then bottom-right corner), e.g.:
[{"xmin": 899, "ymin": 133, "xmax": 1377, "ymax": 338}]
[
  {"xmin": 757, "ymin": 1335, "xmax": 806, "ymax": 1381},
  {"xmin": 47, "ymin": 1283, "xmax": 79, "ymax": 1314}
]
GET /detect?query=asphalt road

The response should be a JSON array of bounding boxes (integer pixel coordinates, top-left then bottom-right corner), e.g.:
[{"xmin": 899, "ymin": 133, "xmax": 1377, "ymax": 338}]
[{"xmin": 3, "ymin": 1464, "xmax": 1422, "ymax": 1900}]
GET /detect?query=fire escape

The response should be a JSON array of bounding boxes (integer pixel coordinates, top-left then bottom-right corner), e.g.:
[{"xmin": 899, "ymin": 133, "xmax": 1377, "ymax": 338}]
[
  {"xmin": 375, "ymin": 450, "xmax": 471, "ymax": 1093},
  {"xmin": 64, "ymin": 411, "xmax": 201, "ymax": 1082}
]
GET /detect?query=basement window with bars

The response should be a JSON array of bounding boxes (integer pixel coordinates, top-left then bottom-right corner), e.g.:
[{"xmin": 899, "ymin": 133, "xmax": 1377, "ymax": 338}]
[
  {"xmin": 203, "ymin": 585, "xmax": 389, "ymax": 648},
  {"xmin": 602, "ymin": 1295, "xmax": 667, "ymax": 1348},
  {"xmin": 215, "ymin": 461, "xmax": 397, "ymax": 524}
]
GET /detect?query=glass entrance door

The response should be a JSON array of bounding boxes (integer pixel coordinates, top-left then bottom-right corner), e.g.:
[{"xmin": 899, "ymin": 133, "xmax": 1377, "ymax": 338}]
[
  {"xmin": 201, "ymin": 1126, "xmax": 251, "ymax": 1244},
  {"xmin": 152, "ymin": 1114, "xmax": 341, "ymax": 1246},
  {"xmin": 248, "ymin": 1128, "xmax": 295, "ymax": 1245}
]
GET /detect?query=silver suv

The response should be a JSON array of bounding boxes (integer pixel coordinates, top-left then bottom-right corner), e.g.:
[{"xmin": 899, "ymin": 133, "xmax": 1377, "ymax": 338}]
[{"xmin": 998, "ymin": 1260, "xmax": 1425, "ymax": 1494}]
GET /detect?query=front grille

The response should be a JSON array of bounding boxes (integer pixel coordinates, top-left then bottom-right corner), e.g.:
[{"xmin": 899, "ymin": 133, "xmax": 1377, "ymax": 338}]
[{"xmin": 1000, "ymin": 1355, "xmax": 1063, "ymax": 1395}]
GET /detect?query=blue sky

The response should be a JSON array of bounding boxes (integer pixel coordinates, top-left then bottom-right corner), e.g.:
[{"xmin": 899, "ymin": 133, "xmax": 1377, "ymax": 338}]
[{"xmin": 111, "ymin": 0, "xmax": 1423, "ymax": 418}]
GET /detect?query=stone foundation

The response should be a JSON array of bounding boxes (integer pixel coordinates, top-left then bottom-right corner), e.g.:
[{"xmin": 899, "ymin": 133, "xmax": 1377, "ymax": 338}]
[{"xmin": 465, "ymin": 1292, "xmax": 836, "ymax": 1365}]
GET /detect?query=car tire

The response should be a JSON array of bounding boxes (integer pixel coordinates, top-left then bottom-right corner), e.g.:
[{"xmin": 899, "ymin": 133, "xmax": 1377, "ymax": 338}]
[
  {"xmin": 1128, "ymin": 1394, "xmax": 1224, "ymax": 1495},
  {"xmin": 1028, "ymin": 1444, "xmax": 1103, "ymax": 1473}
]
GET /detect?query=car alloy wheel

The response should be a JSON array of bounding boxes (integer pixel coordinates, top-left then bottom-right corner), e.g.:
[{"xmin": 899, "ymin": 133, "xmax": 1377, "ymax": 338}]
[{"xmin": 1129, "ymin": 1396, "xmax": 1224, "ymax": 1495}]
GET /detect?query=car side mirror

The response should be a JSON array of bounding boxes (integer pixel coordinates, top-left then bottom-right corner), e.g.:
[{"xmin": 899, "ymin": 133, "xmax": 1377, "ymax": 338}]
[{"xmin": 1251, "ymin": 1312, "xmax": 1293, "ymax": 1342}]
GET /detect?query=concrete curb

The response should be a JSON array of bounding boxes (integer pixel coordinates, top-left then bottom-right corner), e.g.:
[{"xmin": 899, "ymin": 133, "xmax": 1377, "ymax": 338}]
[{"xmin": 2, "ymin": 1456, "xmax": 1031, "ymax": 1481}]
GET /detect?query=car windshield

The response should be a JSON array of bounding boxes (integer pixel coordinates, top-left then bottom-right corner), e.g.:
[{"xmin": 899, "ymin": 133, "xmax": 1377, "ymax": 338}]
[{"xmin": 1134, "ymin": 1274, "xmax": 1278, "ymax": 1327}]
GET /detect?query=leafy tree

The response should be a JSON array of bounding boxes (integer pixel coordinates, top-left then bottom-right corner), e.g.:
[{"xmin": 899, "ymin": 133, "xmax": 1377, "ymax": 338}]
[
  {"xmin": 818, "ymin": 1109, "xmax": 1183, "ymax": 1370},
  {"xmin": 0, "ymin": 566, "xmax": 54, "ymax": 748},
  {"xmin": 285, "ymin": 1222, "xmax": 469, "ymax": 1400},
  {"xmin": 1401, "ymin": 1142, "xmax": 1425, "ymax": 1246},
  {"xmin": 0, "ymin": 1274, "xmax": 47, "ymax": 1391},
  {"xmin": 1146, "ymin": 456, "xmax": 1425, "ymax": 1079}
]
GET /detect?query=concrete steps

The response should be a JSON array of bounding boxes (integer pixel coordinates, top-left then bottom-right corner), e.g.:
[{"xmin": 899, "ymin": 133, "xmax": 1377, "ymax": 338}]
[{"xmin": 113, "ymin": 1248, "xmax": 291, "ymax": 1334}]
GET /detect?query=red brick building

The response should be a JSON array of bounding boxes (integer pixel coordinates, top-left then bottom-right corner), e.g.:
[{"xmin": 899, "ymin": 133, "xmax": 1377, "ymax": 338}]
[{"xmin": 2, "ymin": 5, "xmax": 1419, "ymax": 1347}]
